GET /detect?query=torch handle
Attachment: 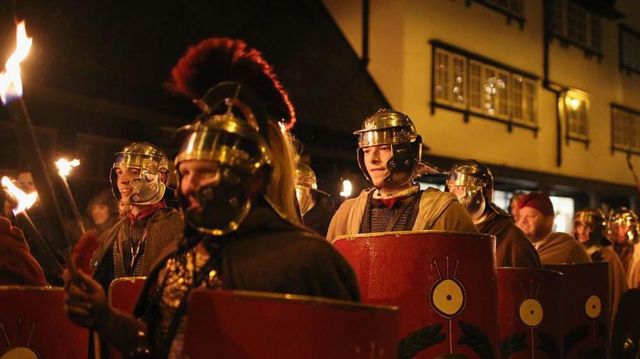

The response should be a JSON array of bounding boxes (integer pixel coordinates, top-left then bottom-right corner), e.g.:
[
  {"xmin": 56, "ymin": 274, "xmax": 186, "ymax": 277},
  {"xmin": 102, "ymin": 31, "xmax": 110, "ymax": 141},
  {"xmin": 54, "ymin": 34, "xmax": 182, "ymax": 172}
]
[{"xmin": 8, "ymin": 98, "xmax": 76, "ymax": 264}]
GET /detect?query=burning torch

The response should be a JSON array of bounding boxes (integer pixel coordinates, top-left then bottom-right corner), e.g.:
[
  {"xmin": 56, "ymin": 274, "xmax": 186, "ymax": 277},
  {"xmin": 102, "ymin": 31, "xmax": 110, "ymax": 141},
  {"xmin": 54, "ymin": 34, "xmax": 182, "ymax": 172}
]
[
  {"xmin": 1, "ymin": 176, "xmax": 64, "ymax": 273},
  {"xmin": 55, "ymin": 158, "xmax": 86, "ymax": 234},
  {"xmin": 0, "ymin": 21, "xmax": 78, "ymax": 278}
]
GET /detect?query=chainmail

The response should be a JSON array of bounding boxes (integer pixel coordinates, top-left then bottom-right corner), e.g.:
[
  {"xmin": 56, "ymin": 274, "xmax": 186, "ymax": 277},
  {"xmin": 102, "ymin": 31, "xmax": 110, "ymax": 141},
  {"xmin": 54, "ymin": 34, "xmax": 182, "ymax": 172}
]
[
  {"xmin": 113, "ymin": 216, "xmax": 150, "ymax": 277},
  {"xmin": 360, "ymin": 190, "xmax": 421, "ymax": 233}
]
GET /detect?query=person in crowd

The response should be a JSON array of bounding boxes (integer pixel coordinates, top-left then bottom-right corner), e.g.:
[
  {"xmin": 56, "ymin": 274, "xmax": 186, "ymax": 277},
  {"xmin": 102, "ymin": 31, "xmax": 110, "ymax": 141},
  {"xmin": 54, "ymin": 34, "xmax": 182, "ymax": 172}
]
[
  {"xmin": 16, "ymin": 170, "xmax": 37, "ymax": 195},
  {"xmin": 446, "ymin": 160, "xmax": 540, "ymax": 267},
  {"xmin": 72, "ymin": 189, "xmax": 121, "ymax": 274},
  {"xmin": 0, "ymin": 192, "xmax": 46, "ymax": 286},
  {"xmin": 574, "ymin": 207, "xmax": 627, "ymax": 321},
  {"xmin": 90, "ymin": 142, "xmax": 183, "ymax": 290},
  {"xmin": 509, "ymin": 191, "xmax": 526, "ymax": 223},
  {"xmin": 327, "ymin": 109, "xmax": 476, "ymax": 242},
  {"xmin": 516, "ymin": 192, "xmax": 590, "ymax": 264},
  {"xmin": 3, "ymin": 174, "xmax": 63, "ymax": 285},
  {"xmin": 64, "ymin": 37, "xmax": 359, "ymax": 358},
  {"xmin": 87, "ymin": 188, "xmax": 120, "ymax": 234},
  {"xmin": 609, "ymin": 209, "xmax": 640, "ymax": 289},
  {"xmin": 295, "ymin": 162, "xmax": 335, "ymax": 236}
]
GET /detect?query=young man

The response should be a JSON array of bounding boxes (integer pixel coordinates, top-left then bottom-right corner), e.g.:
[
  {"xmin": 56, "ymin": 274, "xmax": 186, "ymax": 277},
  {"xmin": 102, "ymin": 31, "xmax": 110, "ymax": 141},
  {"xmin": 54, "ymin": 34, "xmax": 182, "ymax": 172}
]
[
  {"xmin": 327, "ymin": 109, "xmax": 476, "ymax": 241},
  {"xmin": 516, "ymin": 192, "xmax": 591, "ymax": 264},
  {"xmin": 573, "ymin": 208, "xmax": 627, "ymax": 318},
  {"xmin": 90, "ymin": 142, "xmax": 183, "ymax": 290},
  {"xmin": 446, "ymin": 160, "xmax": 540, "ymax": 268},
  {"xmin": 64, "ymin": 37, "xmax": 359, "ymax": 358}
]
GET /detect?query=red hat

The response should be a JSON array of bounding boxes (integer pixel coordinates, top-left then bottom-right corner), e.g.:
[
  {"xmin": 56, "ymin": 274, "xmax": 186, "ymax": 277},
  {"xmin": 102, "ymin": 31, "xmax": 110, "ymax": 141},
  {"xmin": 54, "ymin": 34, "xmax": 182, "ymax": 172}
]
[{"xmin": 517, "ymin": 192, "xmax": 554, "ymax": 217}]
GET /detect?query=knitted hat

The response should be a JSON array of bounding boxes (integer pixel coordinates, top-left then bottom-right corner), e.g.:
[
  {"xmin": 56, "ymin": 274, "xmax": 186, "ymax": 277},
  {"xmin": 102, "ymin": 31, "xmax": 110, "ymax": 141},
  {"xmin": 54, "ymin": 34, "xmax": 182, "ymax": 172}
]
[{"xmin": 517, "ymin": 192, "xmax": 554, "ymax": 217}]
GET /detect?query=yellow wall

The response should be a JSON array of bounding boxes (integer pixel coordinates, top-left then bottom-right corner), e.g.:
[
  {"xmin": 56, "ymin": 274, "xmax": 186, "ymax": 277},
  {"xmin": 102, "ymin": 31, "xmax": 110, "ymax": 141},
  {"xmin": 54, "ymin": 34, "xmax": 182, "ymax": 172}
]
[{"xmin": 323, "ymin": 0, "xmax": 640, "ymax": 188}]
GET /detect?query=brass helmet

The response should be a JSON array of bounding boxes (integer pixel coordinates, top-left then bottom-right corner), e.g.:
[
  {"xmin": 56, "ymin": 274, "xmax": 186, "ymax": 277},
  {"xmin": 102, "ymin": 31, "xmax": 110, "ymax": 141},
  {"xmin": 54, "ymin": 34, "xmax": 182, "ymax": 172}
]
[
  {"xmin": 174, "ymin": 82, "xmax": 272, "ymax": 236},
  {"xmin": 446, "ymin": 160, "xmax": 494, "ymax": 220},
  {"xmin": 295, "ymin": 162, "xmax": 317, "ymax": 215},
  {"xmin": 353, "ymin": 109, "xmax": 422, "ymax": 187},
  {"xmin": 295, "ymin": 162, "xmax": 317, "ymax": 190},
  {"xmin": 573, "ymin": 208, "xmax": 607, "ymax": 244},
  {"xmin": 608, "ymin": 208, "xmax": 639, "ymax": 245},
  {"xmin": 110, "ymin": 142, "xmax": 169, "ymax": 205}
]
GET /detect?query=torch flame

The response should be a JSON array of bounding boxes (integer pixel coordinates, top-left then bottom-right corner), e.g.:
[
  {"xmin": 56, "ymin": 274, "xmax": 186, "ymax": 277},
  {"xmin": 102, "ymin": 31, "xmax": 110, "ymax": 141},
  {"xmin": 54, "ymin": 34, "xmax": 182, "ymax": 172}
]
[
  {"xmin": 0, "ymin": 21, "xmax": 33, "ymax": 104},
  {"xmin": 55, "ymin": 158, "xmax": 80, "ymax": 179},
  {"xmin": 1, "ymin": 176, "xmax": 38, "ymax": 215}
]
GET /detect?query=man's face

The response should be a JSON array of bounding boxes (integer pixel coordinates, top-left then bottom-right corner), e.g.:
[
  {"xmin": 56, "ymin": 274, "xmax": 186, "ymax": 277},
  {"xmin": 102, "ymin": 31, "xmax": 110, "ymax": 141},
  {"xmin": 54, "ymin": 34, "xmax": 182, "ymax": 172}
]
[
  {"xmin": 574, "ymin": 220, "xmax": 593, "ymax": 244},
  {"xmin": 613, "ymin": 222, "xmax": 633, "ymax": 244},
  {"xmin": 517, "ymin": 207, "xmax": 553, "ymax": 242},
  {"xmin": 17, "ymin": 172, "xmax": 36, "ymax": 194},
  {"xmin": 363, "ymin": 144, "xmax": 392, "ymax": 188},
  {"xmin": 115, "ymin": 165, "xmax": 140, "ymax": 203},
  {"xmin": 178, "ymin": 160, "xmax": 221, "ymax": 212}
]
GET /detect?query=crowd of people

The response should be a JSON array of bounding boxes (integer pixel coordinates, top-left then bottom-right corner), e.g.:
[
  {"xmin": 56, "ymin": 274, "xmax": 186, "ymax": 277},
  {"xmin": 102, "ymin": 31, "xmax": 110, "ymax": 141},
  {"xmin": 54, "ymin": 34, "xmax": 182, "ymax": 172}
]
[{"xmin": 0, "ymin": 36, "xmax": 639, "ymax": 357}]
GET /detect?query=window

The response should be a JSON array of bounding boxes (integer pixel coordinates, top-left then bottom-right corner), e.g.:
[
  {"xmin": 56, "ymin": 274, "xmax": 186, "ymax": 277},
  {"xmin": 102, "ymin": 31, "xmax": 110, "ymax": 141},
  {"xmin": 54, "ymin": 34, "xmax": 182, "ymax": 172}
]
[
  {"xmin": 469, "ymin": 0, "xmax": 525, "ymax": 27},
  {"xmin": 611, "ymin": 104, "xmax": 640, "ymax": 154},
  {"xmin": 620, "ymin": 25, "xmax": 640, "ymax": 75},
  {"xmin": 431, "ymin": 41, "xmax": 538, "ymax": 133},
  {"xmin": 563, "ymin": 90, "xmax": 589, "ymax": 143},
  {"xmin": 550, "ymin": 195, "xmax": 575, "ymax": 234},
  {"xmin": 434, "ymin": 49, "xmax": 466, "ymax": 108},
  {"xmin": 550, "ymin": 0, "xmax": 602, "ymax": 57}
]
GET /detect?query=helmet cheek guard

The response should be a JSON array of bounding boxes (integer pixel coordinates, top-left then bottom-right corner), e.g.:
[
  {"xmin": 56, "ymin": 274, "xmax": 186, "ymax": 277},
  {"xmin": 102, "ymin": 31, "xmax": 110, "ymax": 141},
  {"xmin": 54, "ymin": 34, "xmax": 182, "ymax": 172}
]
[
  {"xmin": 110, "ymin": 142, "xmax": 169, "ymax": 206},
  {"xmin": 174, "ymin": 82, "xmax": 272, "ymax": 236},
  {"xmin": 446, "ymin": 160, "xmax": 495, "ymax": 219}
]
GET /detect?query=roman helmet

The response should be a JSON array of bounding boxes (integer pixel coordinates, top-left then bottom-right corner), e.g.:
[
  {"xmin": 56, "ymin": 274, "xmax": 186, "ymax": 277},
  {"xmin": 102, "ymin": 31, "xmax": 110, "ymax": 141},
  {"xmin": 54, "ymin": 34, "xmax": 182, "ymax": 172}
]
[
  {"xmin": 295, "ymin": 162, "xmax": 318, "ymax": 215},
  {"xmin": 573, "ymin": 208, "xmax": 608, "ymax": 244},
  {"xmin": 174, "ymin": 82, "xmax": 272, "ymax": 235},
  {"xmin": 608, "ymin": 208, "xmax": 639, "ymax": 245},
  {"xmin": 110, "ymin": 142, "xmax": 169, "ymax": 206},
  {"xmin": 353, "ymin": 109, "xmax": 422, "ymax": 188},
  {"xmin": 446, "ymin": 160, "xmax": 494, "ymax": 220}
]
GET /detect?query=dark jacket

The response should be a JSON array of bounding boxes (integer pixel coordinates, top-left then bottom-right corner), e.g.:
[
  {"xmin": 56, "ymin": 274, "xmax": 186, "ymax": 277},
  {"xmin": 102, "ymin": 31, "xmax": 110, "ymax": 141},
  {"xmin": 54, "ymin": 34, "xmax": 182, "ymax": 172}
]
[
  {"xmin": 91, "ymin": 207, "xmax": 183, "ymax": 292},
  {"xmin": 133, "ymin": 200, "xmax": 360, "ymax": 356},
  {"xmin": 477, "ymin": 209, "xmax": 541, "ymax": 268},
  {"xmin": 302, "ymin": 190, "xmax": 335, "ymax": 237}
]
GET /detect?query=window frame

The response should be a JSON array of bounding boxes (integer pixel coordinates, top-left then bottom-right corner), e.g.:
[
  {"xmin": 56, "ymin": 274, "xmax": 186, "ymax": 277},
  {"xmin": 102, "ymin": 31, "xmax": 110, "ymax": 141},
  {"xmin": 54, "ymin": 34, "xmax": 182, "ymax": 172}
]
[
  {"xmin": 430, "ymin": 40, "xmax": 539, "ymax": 135},
  {"xmin": 563, "ymin": 90, "xmax": 590, "ymax": 146},
  {"xmin": 547, "ymin": 0, "xmax": 603, "ymax": 61},
  {"xmin": 619, "ymin": 24, "xmax": 640, "ymax": 76},
  {"xmin": 610, "ymin": 103, "xmax": 640, "ymax": 156}
]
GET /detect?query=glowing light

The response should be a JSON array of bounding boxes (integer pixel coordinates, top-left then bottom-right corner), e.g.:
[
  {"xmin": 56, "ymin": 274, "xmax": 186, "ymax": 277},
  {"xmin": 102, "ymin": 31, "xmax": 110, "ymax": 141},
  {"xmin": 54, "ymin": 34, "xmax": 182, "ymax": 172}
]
[
  {"xmin": 54, "ymin": 158, "xmax": 80, "ymax": 179},
  {"xmin": 1, "ymin": 176, "xmax": 38, "ymax": 214},
  {"xmin": 0, "ymin": 21, "xmax": 33, "ymax": 103},
  {"xmin": 339, "ymin": 179, "xmax": 353, "ymax": 198},
  {"xmin": 569, "ymin": 98, "xmax": 581, "ymax": 111}
]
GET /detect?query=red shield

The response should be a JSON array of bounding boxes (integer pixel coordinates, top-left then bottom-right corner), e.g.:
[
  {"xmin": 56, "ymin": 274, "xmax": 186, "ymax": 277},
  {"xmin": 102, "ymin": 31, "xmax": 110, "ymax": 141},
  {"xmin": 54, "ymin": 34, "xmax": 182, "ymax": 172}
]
[
  {"xmin": 334, "ymin": 231, "xmax": 497, "ymax": 359},
  {"xmin": 108, "ymin": 276, "xmax": 146, "ymax": 314},
  {"xmin": 107, "ymin": 276, "xmax": 146, "ymax": 359},
  {"xmin": 497, "ymin": 268, "xmax": 564, "ymax": 359},
  {"xmin": 545, "ymin": 262, "xmax": 609, "ymax": 358},
  {"xmin": 184, "ymin": 289, "xmax": 399, "ymax": 358},
  {"xmin": 0, "ymin": 286, "xmax": 89, "ymax": 358}
]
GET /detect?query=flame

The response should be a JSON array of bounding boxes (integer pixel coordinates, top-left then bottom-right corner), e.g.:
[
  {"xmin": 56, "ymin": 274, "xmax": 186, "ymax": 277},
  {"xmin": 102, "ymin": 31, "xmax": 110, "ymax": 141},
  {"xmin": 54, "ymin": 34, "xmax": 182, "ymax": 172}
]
[
  {"xmin": 339, "ymin": 179, "xmax": 353, "ymax": 198},
  {"xmin": 0, "ymin": 21, "xmax": 33, "ymax": 104},
  {"xmin": 55, "ymin": 158, "xmax": 80, "ymax": 179},
  {"xmin": 1, "ymin": 176, "xmax": 38, "ymax": 214}
]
